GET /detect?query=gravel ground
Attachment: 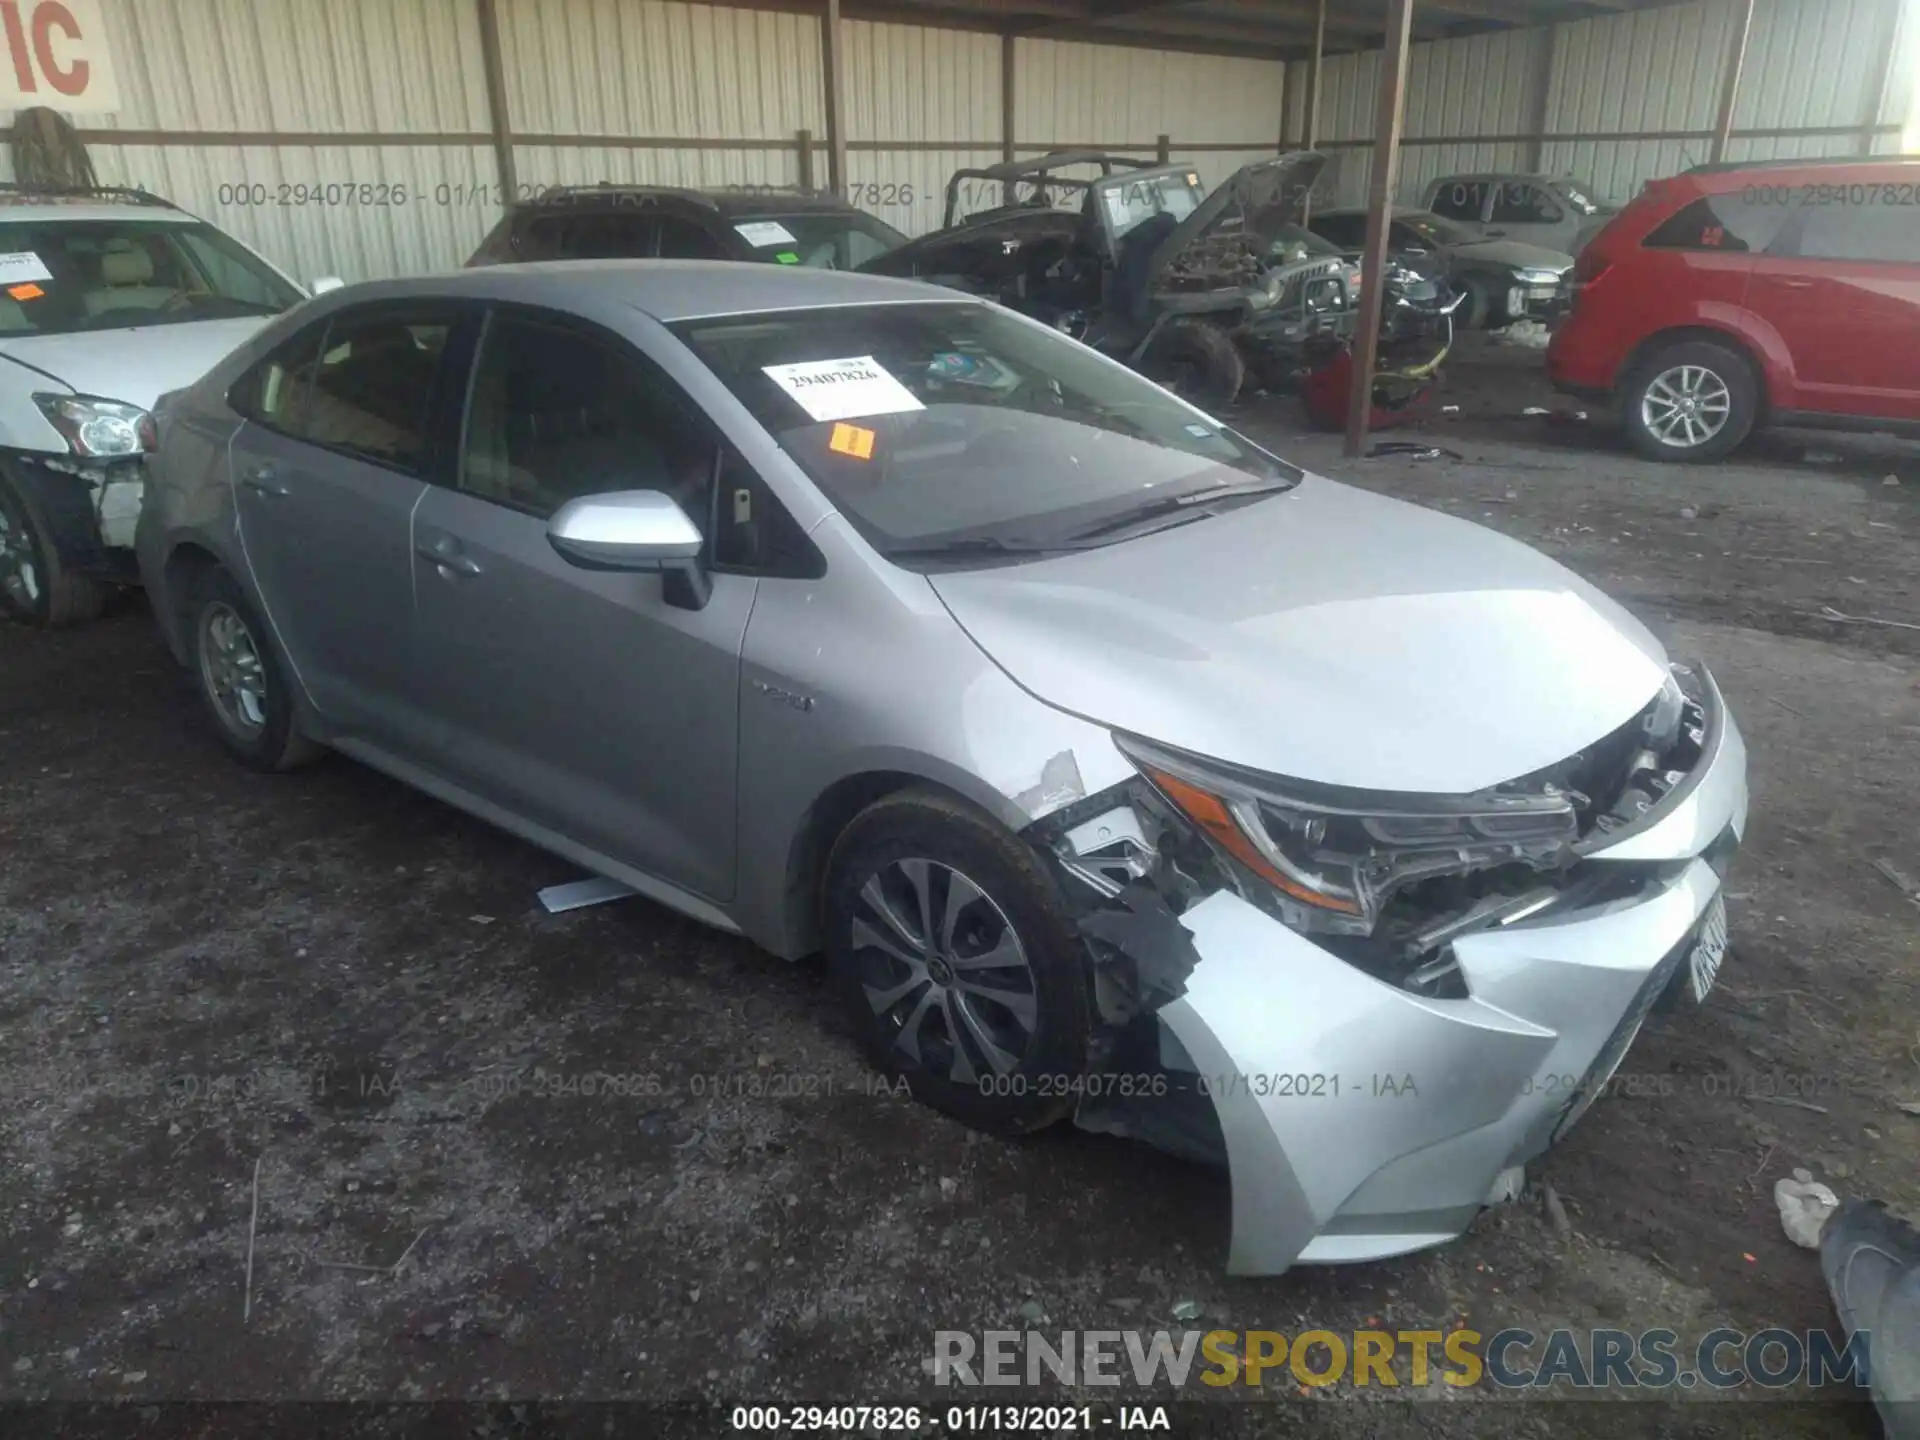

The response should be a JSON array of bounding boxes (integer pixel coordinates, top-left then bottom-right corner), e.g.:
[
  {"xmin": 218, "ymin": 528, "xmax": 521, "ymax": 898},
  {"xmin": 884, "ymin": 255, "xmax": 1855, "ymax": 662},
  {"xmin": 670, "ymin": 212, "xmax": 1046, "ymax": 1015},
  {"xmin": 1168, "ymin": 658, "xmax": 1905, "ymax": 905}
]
[{"xmin": 1, "ymin": 341, "xmax": 1916, "ymax": 1438}]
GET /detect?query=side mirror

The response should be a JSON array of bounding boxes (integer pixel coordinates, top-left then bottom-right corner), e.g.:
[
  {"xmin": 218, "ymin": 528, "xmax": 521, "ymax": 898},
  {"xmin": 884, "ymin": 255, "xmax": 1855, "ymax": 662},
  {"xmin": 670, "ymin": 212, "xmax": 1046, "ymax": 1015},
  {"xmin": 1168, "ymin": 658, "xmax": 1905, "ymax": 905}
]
[
  {"xmin": 546, "ymin": 490, "xmax": 710, "ymax": 609},
  {"xmin": 310, "ymin": 276, "xmax": 346, "ymax": 295}
]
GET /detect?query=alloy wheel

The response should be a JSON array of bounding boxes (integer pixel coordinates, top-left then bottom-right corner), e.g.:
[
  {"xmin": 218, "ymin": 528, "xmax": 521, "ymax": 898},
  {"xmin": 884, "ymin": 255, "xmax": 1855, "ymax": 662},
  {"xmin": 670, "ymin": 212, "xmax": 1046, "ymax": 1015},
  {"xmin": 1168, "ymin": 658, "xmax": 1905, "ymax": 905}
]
[
  {"xmin": 0, "ymin": 497, "xmax": 40, "ymax": 614},
  {"xmin": 1640, "ymin": 364, "xmax": 1732, "ymax": 448},
  {"xmin": 849, "ymin": 858, "xmax": 1039, "ymax": 1084},
  {"xmin": 198, "ymin": 601, "xmax": 269, "ymax": 739}
]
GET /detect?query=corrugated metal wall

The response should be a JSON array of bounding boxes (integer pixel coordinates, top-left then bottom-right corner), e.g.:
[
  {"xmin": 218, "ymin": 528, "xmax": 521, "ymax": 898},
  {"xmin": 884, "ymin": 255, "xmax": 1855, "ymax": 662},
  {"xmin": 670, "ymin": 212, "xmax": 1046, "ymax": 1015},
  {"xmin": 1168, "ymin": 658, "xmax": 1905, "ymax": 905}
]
[
  {"xmin": 22, "ymin": 0, "xmax": 500, "ymax": 284},
  {"xmin": 1296, "ymin": 0, "xmax": 1905, "ymax": 211},
  {"xmin": 0, "ymin": 0, "xmax": 1909, "ymax": 280}
]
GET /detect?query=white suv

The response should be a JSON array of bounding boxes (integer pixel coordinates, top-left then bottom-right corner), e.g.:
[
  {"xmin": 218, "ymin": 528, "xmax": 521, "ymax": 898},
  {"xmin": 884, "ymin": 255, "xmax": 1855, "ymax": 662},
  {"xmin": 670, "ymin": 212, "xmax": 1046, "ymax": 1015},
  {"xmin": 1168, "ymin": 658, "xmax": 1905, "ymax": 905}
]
[{"xmin": 0, "ymin": 185, "xmax": 331, "ymax": 626}]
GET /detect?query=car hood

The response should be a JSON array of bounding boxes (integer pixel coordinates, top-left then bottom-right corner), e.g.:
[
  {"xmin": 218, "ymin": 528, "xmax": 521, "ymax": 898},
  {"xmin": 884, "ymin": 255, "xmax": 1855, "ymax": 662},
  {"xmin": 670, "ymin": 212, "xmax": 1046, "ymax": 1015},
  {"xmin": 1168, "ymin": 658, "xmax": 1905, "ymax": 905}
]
[
  {"xmin": 0, "ymin": 316, "xmax": 270, "ymax": 409},
  {"xmin": 1450, "ymin": 237, "xmax": 1573, "ymax": 271},
  {"xmin": 927, "ymin": 475, "xmax": 1670, "ymax": 795},
  {"xmin": 1141, "ymin": 151, "xmax": 1327, "ymax": 285}
]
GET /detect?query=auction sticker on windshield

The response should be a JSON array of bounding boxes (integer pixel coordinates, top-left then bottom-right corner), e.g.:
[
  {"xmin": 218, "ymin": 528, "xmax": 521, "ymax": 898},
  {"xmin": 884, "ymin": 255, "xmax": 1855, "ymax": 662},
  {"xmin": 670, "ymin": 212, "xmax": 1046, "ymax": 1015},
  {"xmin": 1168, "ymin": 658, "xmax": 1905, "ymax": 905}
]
[
  {"xmin": 0, "ymin": 252, "xmax": 53, "ymax": 287},
  {"xmin": 763, "ymin": 356, "xmax": 926, "ymax": 423},
  {"xmin": 734, "ymin": 220, "xmax": 798, "ymax": 248}
]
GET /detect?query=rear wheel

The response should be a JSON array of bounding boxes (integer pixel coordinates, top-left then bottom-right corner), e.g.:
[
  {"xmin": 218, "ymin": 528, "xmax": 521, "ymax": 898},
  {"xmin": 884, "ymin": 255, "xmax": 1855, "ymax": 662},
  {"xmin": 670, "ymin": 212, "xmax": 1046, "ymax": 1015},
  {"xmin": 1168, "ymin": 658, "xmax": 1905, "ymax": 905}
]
[
  {"xmin": 186, "ymin": 564, "xmax": 324, "ymax": 772},
  {"xmin": 1139, "ymin": 319, "xmax": 1245, "ymax": 408},
  {"xmin": 1622, "ymin": 339, "xmax": 1757, "ymax": 463},
  {"xmin": 0, "ymin": 471, "xmax": 105, "ymax": 628},
  {"xmin": 823, "ymin": 789, "xmax": 1092, "ymax": 1135}
]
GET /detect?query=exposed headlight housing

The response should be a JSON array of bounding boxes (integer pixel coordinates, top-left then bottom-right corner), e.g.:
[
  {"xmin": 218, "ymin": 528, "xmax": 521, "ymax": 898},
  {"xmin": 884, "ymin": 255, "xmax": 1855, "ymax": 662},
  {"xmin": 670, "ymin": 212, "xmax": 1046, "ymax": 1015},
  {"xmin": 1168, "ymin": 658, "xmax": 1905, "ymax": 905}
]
[
  {"xmin": 33, "ymin": 394, "xmax": 157, "ymax": 458},
  {"xmin": 1115, "ymin": 733, "xmax": 1580, "ymax": 937}
]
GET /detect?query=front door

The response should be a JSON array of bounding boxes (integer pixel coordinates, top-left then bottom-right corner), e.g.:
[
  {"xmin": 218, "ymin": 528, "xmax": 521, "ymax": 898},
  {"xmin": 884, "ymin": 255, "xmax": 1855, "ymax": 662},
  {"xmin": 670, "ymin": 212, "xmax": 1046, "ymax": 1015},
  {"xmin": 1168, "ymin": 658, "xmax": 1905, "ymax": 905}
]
[
  {"xmin": 406, "ymin": 307, "xmax": 754, "ymax": 901},
  {"xmin": 1488, "ymin": 180, "xmax": 1569, "ymax": 252},
  {"xmin": 230, "ymin": 303, "xmax": 459, "ymax": 736}
]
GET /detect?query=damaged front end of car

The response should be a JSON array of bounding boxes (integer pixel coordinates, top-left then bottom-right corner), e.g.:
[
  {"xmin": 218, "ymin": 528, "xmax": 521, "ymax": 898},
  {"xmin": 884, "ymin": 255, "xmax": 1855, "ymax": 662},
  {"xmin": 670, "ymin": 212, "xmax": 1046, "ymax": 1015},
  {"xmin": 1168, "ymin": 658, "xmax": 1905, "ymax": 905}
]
[{"xmin": 1024, "ymin": 661, "xmax": 1746, "ymax": 1275}]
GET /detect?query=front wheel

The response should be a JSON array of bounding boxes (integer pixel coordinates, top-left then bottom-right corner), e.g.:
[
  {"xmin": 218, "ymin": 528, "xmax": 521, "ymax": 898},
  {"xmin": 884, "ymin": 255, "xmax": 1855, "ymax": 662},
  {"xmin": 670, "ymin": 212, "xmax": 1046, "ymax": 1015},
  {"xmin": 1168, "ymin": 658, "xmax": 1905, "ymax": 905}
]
[
  {"xmin": 0, "ymin": 471, "xmax": 105, "ymax": 627},
  {"xmin": 1622, "ymin": 339, "xmax": 1757, "ymax": 463},
  {"xmin": 823, "ymin": 789, "xmax": 1092, "ymax": 1135},
  {"xmin": 1138, "ymin": 319, "xmax": 1246, "ymax": 408}
]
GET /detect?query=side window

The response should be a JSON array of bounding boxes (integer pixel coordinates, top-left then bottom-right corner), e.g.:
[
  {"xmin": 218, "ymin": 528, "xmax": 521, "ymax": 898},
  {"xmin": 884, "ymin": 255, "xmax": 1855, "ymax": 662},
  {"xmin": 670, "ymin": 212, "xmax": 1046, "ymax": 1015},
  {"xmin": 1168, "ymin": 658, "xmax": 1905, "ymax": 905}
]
[
  {"xmin": 1786, "ymin": 204, "xmax": 1919, "ymax": 265},
  {"xmin": 301, "ymin": 310, "xmax": 453, "ymax": 471},
  {"xmin": 460, "ymin": 313, "xmax": 716, "ymax": 521},
  {"xmin": 1643, "ymin": 195, "xmax": 1790, "ymax": 254},
  {"xmin": 655, "ymin": 216, "xmax": 730, "ymax": 260},
  {"xmin": 1492, "ymin": 182, "xmax": 1562, "ymax": 225},
  {"xmin": 1429, "ymin": 180, "xmax": 1487, "ymax": 223},
  {"xmin": 232, "ymin": 324, "xmax": 326, "ymax": 431},
  {"xmin": 712, "ymin": 454, "xmax": 823, "ymax": 578}
]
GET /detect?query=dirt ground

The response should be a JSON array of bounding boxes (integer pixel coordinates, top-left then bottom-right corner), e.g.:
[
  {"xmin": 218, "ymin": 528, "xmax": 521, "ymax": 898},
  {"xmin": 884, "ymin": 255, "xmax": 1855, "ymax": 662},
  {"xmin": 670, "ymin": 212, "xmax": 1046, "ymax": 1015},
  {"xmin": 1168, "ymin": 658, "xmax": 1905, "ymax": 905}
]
[{"xmin": 2, "ymin": 337, "xmax": 1917, "ymax": 1438}]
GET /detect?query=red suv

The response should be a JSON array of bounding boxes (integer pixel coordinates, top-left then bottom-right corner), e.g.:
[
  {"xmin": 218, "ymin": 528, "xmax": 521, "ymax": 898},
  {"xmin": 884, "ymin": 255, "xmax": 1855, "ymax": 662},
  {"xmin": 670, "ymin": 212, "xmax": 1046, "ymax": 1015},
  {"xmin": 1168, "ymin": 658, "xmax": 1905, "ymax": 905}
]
[{"xmin": 1547, "ymin": 156, "xmax": 1920, "ymax": 462}]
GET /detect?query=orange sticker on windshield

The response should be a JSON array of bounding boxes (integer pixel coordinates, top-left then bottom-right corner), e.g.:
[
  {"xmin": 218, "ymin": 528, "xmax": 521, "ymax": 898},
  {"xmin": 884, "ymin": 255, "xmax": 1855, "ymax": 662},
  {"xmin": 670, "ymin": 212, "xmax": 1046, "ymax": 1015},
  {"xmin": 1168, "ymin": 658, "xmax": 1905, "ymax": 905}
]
[
  {"xmin": 828, "ymin": 422, "xmax": 876, "ymax": 460},
  {"xmin": 7, "ymin": 283, "xmax": 43, "ymax": 300}
]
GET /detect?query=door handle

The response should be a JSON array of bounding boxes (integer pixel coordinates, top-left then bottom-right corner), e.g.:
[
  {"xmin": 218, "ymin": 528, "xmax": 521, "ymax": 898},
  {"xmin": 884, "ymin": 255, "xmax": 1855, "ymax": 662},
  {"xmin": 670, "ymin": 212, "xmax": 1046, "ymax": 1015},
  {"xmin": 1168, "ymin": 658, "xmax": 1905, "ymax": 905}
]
[
  {"xmin": 1769, "ymin": 277, "xmax": 1815, "ymax": 290},
  {"xmin": 241, "ymin": 465, "xmax": 289, "ymax": 497},
  {"xmin": 415, "ymin": 539, "xmax": 482, "ymax": 578}
]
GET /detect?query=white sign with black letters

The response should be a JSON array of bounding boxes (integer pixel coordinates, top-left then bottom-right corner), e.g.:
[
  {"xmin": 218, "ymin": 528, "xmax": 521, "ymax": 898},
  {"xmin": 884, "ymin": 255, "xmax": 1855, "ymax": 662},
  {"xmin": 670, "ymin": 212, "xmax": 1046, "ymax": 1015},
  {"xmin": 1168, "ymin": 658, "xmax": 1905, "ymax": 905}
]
[{"xmin": 761, "ymin": 355, "xmax": 925, "ymax": 424}]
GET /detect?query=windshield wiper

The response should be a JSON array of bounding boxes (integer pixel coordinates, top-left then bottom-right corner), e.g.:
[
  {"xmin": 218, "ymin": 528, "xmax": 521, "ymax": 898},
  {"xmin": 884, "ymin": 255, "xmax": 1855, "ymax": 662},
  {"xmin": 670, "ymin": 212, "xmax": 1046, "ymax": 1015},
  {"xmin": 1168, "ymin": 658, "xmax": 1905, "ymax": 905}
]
[
  {"xmin": 1063, "ymin": 478, "xmax": 1295, "ymax": 543},
  {"xmin": 884, "ymin": 534, "xmax": 1086, "ymax": 563}
]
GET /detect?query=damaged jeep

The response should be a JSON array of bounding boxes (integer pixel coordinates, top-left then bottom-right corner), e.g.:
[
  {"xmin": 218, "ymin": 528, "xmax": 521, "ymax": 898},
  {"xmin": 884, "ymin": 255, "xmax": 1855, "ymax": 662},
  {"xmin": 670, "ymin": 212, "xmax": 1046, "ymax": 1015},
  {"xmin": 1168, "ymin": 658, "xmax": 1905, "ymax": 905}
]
[
  {"xmin": 144, "ymin": 267, "xmax": 1746, "ymax": 1276},
  {"xmin": 859, "ymin": 151, "xmax": 1369, "ymax": 406},
  {"xmin": 0, "ymin": 185, "xmax": 317, "ymax": 627}
]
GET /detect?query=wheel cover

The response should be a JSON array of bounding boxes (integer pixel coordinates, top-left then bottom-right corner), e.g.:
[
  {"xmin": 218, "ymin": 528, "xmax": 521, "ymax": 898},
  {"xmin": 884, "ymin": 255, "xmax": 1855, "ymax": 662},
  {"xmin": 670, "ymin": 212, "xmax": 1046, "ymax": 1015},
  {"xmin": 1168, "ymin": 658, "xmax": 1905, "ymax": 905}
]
[
  {"xmin": 197, "ymin": 601, "xmax": 269, "ymax": 739},
  {"xmin": 849, "ymin": 858, "xmax": 1039, "ymax": 1085},
  {"xmin": 0, "ymin": 498, "xmax": 41, "ymax": 612},
  {"xmin": 1641, "ymin": 363, "xmax": 1732, "ymax": 448}
]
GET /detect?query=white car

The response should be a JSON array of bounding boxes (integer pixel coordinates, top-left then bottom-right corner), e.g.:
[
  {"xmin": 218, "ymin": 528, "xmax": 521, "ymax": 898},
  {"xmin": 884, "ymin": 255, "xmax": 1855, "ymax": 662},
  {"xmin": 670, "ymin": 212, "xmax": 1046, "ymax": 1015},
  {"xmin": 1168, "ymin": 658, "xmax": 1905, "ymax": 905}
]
[{"xmin": 0, "ymin": 185, "xmax": 334, "ymax": 626}]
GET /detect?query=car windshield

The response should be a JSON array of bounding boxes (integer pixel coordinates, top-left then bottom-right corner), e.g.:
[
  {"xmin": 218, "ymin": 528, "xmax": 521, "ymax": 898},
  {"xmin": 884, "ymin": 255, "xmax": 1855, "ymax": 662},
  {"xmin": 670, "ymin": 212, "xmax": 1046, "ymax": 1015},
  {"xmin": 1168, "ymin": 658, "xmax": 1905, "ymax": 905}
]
[
  {"xmin": 1550, "ymin": 180, "xmax": 1606, "ymax": 215},
  {"xmin": 1396, "ymin": 210, "xmax": 1480, "ymax": 246},
  {"xmin": 733, "ymin": 211, "xmax": 906, "ymax": 270},
  {"xmin": 1096, "ymin": 170, "xmax": 1205, "ymax": 244},
  {"xmin": 673, "ymin": 301, "xmax": 1299, "ymax": 563},
  {"xmin": 0, "ymin": 219, "xmax": 300, "ymax": 335}
]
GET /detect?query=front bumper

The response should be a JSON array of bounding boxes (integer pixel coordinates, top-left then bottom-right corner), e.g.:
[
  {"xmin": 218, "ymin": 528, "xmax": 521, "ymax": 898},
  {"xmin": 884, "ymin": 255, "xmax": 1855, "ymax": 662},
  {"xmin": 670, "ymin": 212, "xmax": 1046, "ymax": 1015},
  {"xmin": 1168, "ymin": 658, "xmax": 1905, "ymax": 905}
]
[
  {"xmin": 1153, "ymin": 673, "xmax": 1748, "ymax": 1275},
  {"xmin": 0, "ymin": 449, "xmax": 144, "ymax": 578}
]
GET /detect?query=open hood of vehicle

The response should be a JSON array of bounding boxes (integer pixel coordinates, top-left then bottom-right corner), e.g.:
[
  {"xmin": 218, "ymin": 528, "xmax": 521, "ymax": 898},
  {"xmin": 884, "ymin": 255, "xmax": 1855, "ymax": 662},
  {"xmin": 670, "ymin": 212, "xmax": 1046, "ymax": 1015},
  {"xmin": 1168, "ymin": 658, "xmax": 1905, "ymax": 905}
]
[
  {"xmin": 927, "ymin": 475, "xmax": 1670, "ymax": 795},
  {"xmin": 1141, "ymin": 151, "xmax": 1327, "ymax": 286},
  {"xmin": 0, "ymin": 316, "xmax": 270, "ymax": 410}
]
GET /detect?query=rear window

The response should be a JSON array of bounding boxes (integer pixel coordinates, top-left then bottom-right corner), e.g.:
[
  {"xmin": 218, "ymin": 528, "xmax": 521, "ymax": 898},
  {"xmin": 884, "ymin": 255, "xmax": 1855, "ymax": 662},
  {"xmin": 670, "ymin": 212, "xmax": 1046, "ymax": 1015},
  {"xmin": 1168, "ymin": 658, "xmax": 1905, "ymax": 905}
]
[{"xmin": 1641, "ymin": 194, "xmax": 1792, "ymax": 254}]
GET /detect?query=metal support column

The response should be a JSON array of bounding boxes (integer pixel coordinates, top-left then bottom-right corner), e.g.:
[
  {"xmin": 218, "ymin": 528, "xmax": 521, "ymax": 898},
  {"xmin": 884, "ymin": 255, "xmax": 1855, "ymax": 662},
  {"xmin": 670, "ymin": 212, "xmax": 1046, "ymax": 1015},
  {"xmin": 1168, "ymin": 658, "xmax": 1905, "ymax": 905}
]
[
  {"xmin": 475, "ymin": 0, "xmax": 517, "ymax": 205},
  {"xmin": 1709, "ymin": 0, "xmax": 1758, "ymax": 164},
  {"xmin": 822, "ymin": 0, "xmax": 849, "ymax": 196},
  {"xmin": 1343, "ymin": 0, "xmax": 1416, "ymax": 459}
]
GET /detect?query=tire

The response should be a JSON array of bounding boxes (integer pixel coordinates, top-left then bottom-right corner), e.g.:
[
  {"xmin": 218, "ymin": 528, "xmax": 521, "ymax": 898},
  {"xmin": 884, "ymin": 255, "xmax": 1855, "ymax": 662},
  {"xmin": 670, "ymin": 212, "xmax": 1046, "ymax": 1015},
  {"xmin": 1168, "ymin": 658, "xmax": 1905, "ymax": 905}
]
[
  {"xmin": 1622, "ymin": 339, "xmax": 1757, "ymax": 463},
  {"xmin": 1457, "ymin": 275, "xmax": 1494, "ymax": 331},
  {"xmin": 184, "ymin": 564, "xmax": 324, "ymax": 772},
  {"xmin": 0, "ymin": 471, "xmax": 106, "ymax": 628},
  {"xmin": 823, "ymin": 788, "xmax": 1093, "ymax": 1136},
  {"xmin": 1138, "ymin": 319, "xmax": 1245, "ymax": 408}
]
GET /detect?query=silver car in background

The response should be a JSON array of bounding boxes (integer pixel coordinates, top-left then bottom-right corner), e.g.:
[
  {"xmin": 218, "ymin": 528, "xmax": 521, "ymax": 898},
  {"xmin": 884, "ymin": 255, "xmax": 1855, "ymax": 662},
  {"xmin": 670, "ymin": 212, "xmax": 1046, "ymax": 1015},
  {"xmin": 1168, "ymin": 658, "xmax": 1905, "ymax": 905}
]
[{"xmin": 137, "ymin": 262, "xmax": 1746, "ymax": 1275}]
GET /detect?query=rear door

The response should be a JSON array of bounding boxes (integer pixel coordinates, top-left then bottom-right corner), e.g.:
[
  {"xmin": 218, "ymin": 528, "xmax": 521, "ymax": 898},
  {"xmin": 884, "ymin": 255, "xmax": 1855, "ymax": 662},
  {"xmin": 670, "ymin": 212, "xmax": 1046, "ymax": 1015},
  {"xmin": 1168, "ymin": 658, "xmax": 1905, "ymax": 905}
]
[
  {"xmin": 404, "ymin": 306, "xmax": 756, "ymax": 899},
  {"xmin": 229, "ymin": 302, "xmax": 462, "ymax": 736},
  {"xmin": 1750, "ymin": 185, "xmax": 1920, "ymax": 420}
]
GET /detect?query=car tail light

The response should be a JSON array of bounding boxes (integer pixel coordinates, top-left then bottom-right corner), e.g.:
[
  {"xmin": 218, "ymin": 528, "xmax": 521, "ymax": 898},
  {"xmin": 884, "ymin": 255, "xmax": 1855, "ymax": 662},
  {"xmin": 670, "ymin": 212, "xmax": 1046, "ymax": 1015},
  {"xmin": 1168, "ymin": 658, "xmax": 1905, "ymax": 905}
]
[{"xmin": 1571, "ymin": 250, "xmax": 1614, "ymax": 307}]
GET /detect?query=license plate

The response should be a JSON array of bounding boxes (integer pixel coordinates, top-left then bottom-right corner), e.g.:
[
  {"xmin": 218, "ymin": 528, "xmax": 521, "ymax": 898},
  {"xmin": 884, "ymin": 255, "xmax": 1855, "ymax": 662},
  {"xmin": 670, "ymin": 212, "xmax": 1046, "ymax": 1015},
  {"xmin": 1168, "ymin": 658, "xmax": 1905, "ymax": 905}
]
[{"xmin": 1688, "ymin": 894, "xmax": 1729, "ymax": 1002}]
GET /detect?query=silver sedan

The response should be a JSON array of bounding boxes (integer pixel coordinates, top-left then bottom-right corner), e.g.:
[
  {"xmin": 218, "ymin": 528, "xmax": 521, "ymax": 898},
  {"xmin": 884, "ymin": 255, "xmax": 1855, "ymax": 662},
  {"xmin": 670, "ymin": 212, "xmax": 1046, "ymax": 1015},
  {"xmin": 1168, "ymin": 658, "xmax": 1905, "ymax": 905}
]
[{"xmin": 137, "ymin": 261, "xmax": 1746, "ymax": 1274}]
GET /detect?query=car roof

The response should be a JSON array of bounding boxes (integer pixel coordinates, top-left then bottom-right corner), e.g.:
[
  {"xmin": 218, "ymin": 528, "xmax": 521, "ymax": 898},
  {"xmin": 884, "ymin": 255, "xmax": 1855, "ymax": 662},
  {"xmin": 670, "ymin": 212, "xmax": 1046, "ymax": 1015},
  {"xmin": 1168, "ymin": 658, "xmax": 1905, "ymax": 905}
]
[
  {"xmin": 326, "ymin": 259, "xmax": 965, "ymax": 324},
  {"xmin": 517, "ymin": 184, "xmax": 869, "ymax": 218},
  {"xmin": 1682, "ymin": 154, "xmax": 1920, "ymax": 181},
  {"xmin": 0, "ymin": 203, "xmax": 199, "ymax": 225}
]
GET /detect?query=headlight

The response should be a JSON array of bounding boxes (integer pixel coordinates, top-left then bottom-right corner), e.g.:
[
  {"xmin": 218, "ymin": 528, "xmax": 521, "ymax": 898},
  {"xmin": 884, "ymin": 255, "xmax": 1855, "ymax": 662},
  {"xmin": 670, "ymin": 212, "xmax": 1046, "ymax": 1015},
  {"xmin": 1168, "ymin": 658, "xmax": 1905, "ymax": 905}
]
[
  {"xmin": 32, "ymin": 394, "xmax": 157, "ymax": 458},
  {"xmin": 1514, "ymin": 267, "xmax": 1564, "ymax": 285},
  {"xmin": 1116, "ymin": 734, "xmax": 1579, "ymax": 936}
]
